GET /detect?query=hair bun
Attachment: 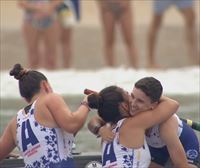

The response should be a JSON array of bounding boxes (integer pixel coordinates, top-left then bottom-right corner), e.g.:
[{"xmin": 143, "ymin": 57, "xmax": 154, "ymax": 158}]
[
  {"xmin": 88, "ymin": 93, "xmax": 103, "ymax": 109},
  {"xmin": 9, "ymin": 64, "xmax": 28, "ymax": 80}
]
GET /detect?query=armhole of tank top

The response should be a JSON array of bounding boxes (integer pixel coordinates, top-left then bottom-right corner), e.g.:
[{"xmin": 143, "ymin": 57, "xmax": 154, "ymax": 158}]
[{"xmin": 115, "ymin": 119, "xmax": 126, "ymax": 144}]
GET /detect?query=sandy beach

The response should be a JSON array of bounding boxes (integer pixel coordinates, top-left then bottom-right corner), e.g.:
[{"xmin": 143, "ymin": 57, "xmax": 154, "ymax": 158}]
[{"xmin": 1, "ymin": 0, "xmax": 200, "ymax": 70}]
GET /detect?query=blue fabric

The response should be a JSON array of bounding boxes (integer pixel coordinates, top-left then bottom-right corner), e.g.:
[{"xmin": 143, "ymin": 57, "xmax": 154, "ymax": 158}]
[
  {"xmin": 71, "ymin": 0, "xmax": 80, "ymax": 21},
  {"xmin": 154, "ymin": 0, "xmax": 194, "ymax": 14},
  {"xmin": 149, "ymin": 122, "xmax": 200, "ymax": 166}
]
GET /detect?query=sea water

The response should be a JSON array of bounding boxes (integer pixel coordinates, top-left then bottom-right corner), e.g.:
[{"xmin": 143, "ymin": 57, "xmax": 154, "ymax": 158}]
[{"xmin": 0, "ymin": 66, "xmax": 199, "ymax": 152}]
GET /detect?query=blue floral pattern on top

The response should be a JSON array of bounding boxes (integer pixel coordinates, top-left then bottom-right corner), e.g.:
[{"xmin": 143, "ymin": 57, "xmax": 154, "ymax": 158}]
[{"xmin": 16, "ymin": 101, "xmax": 75, "ymax": 168}]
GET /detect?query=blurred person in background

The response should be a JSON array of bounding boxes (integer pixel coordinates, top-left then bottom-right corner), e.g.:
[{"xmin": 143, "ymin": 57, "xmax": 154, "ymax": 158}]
[
  {"xmin": 97, "ymin": 0, "xmax": 138, "ymax": 68},
  {"xmin": 18, "ymin": 0, "xmax": 60, "ymax": 70},
  {"xmin": 147, "ymin": 0, "xmax": 199, "ymax": 68},
  {"xmin": 57, "ymin": 0, "xmax": 80, "ymax": 68}
]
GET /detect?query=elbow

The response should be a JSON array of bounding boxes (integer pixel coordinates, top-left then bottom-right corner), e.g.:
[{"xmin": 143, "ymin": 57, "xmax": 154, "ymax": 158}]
[
  {"xmin": 174, "ymin": 100, "xmax": 179, "ymax": 110},
  {"xmin": 171, "ymin": 100, "xmax": 179, "ymax": 113},
  {"xmin": 63, "ymin": 124, "xmax": 83, "ymax": 134}
]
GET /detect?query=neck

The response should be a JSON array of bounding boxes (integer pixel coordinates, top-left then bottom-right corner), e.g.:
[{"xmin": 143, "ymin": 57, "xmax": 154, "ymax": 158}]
[{"xmin": 28, "ymin": 92, "xmax": 43, "ymax": 104}]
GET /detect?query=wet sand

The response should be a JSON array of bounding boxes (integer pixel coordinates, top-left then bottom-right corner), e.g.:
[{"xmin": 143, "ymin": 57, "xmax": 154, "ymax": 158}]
[{"xmin": 1, "ymin": 0, "xmax": 200, "ymax": 70}]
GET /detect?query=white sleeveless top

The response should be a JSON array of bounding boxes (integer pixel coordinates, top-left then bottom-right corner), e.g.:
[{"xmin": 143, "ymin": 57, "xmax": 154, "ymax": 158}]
[
  {"xmin": 146, "ymin": 114, "xmax": 183, "ymax": 148},
  {"xmin": 16, "ymin": 101, "xmax": 74, "ymax": 167},
  {"xmin": 102, "ymin": 119, "xmax": 151, "ymax": 168}
]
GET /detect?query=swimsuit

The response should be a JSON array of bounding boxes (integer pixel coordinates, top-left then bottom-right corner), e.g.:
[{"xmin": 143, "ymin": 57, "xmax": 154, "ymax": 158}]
[
  {"xmin": 146, "ymin": 114, "xmax": 200, "ymax": 166},
  {"xmin": 16, "ymin": 101, "xmax": 75, "ymax": 168},
  {"xmin": 102, "ymin": 119, "xmax": 151, "ymax": 168}
]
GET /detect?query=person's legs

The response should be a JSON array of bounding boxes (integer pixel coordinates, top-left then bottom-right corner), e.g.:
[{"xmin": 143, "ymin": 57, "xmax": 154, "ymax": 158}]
[
  {"xmin": 147, "ymin": 14, "xmax": 163, "ymax": 68},
  {"xmin": 147, "ymin": 0, "xmax": 172, "ymax": 69},
  {"xmin": 119, "ymin": 2, "xmax": 138, "ymax": 69},
  {"xmin": 60, "ymin": 27, "xmax": 72, "ymax": 68},
  {"xmin": 99, "ymin": 2, "xmax": 116, "ymax": 67},
  {"xmin": 23, "ymin": 22, "xmax": 41, "ymax": 69},
  {"xmin": 179, "ymin": 6, "xmax": 199, "ymax": 65},
  {"xmin": 43, "ymin": 21, "xmax": 58, "ymax": 70}
]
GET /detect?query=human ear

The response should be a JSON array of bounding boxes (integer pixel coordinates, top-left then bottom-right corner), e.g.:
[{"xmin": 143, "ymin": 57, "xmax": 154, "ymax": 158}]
[
  {"xmin": 151, "ymin": 102, "xmax": 158, "ymax": 110},
  {"xmin": 41, "ymin": 81, "xmax": 52, "ymax": 93},
  {"xmin": 119, "ymin": 102, "xmax": 129, "ymax": 116}
]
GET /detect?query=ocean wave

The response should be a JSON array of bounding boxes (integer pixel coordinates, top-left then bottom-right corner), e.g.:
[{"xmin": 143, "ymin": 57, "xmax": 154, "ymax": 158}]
[{"xmin": 1, "ymin": 66, "xmax": 199, "ymax": 98}]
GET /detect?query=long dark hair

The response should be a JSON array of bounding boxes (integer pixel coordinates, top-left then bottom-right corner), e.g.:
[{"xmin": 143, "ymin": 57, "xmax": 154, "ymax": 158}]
[
  {"xmin": 88, "ymin": 86, "xmax": 124, "ymax": 123},
  {"xmin": 10, "ymin": 64, "xmax": 47, "ymax": 102}
]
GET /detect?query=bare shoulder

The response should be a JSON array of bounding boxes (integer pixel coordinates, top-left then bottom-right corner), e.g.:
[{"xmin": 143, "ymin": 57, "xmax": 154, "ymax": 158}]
[
  {"xmin": 123, "ymin": 117, "xmax": 139, "ymax": 129},
  {"xmin": 9, "ymin": 116, "xmax": 17, "ymax": 131},
  {"xmin": 5, "ymin": 116, "xmax": 17, "ymax": 141},
  {"xmin": 44, "ymin": 93, "xmax": 63, "ymax": 103},
  {"xmin": 159, "ymin": 115, "xmax": 178, "ymax": 139},
  {"xmin": 159, "ymin": 115, "xmax": 178, "ymax": 131}
]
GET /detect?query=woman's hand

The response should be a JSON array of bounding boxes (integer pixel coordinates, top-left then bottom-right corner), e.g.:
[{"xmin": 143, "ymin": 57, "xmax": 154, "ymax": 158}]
[{"xmin": 99, "ymin": 125, "xmax": 115, "ymax": 143}]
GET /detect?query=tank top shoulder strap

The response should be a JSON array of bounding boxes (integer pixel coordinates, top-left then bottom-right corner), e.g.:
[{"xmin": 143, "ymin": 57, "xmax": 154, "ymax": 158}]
[
  {"xmin": 113, "ymin": 118, "xmax": 126, "ymax": 133},
  {"xmin": 16, "ymin": 108, "xmax": 25, "ymax": 121},
  {"xmin": 173, "ymin": 114, "xmax": 183, "ymax": 137},
  {"xmin": 114, "ymin": 118, "xmax": 126, "ymax": 144},
  {"xmin": 29, "ymin": 100, "xmax": 37, "ymax": 115}
]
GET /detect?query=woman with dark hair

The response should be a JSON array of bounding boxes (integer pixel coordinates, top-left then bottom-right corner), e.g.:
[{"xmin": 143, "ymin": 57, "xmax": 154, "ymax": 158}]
[
  {"xmin": 0, "ymin": 64, "xmax": 91, "ymax": 167},
  {"xmin": 88, "ymin": 77, "xmax": 199, "ymax": 168},
  {"xmin": 87, "ymin": 85, "xmax": 179, "ymax": 168}
]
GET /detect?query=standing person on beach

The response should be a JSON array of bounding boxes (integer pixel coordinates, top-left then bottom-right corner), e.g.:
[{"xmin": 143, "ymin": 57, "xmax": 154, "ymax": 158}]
[
  {"xmin": 57, "ymin": 0, "xmax": 80, "ymax": 68},
  {"xmin": 87, "ymin": 85, "xmax": 179, "ymax": 168},
  {"xmin": 147, "ymin": 0, "xmax": 199, "ymax": 68},
  {"xmin": 97, "ymin": 0, "xmax": 138, "ymax": 68},
  {"xmin": 88, "ymin": 77, "xmax": 200, "ymax": 168},
  {"xmin": 0, "ymin": 64, "xmax": 91, "ymax": 167},
  {"xmin": 18, "ymin": 0, "xmax": 60, "ymax": 70}
]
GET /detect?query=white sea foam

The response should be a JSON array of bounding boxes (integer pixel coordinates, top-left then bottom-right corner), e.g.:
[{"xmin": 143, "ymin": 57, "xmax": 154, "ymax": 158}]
[{"xmin": 1, "ymin": 66, "xmax": 199, "ymax": 99}]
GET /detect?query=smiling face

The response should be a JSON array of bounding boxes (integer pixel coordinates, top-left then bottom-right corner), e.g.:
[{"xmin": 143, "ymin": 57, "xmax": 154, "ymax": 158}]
[{"xmin": 129, "ymin": 87, "xmax": 158, "ymax": 116}]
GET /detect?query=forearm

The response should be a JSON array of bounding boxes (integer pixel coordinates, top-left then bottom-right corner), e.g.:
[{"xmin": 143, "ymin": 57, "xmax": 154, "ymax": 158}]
[
  {"xmin": 70, "ymin": 105, "xmax": 91, "ymax": 132},
  {"xmin": 47, "ymin": 94, "xmax": 90, "ymax": 134},
  {"xmin": 155, "ymin": 96, "xmax": 179, "ymax": 124},
  {"xmin": 136, "ymin": 96, "xmax": 179, "ymax": 129},
  {"xmin": 168, "ymin": 146, "xmax": 189, "ymax": 168},
  {"xmin": 62, "ymin": 105, "xmax": 90, "ymax": 134},
  {"xmin": 0, "ymin": 125, "xmax": 16, "ymax": 160},
  {"xmin": 87, "ymin": 115, "xmax": 106, "ymax": 135},
  {"xmin": 160, "ymin": 120, "xmax": 189, "ymax": 168},
  {"xmin": 0, "ymin": 143, "xmax": 15, "ymax": 160}
]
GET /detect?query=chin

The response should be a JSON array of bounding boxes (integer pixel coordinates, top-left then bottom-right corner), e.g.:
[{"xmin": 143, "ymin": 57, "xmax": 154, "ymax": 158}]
[{"xmin": 130, "ymin": 110, "xmax": 138, "ymax": 116}]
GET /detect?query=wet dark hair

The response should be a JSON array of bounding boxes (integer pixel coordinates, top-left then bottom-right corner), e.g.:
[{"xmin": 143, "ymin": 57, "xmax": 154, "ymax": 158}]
[
  {"xmin": 135, "ymin": 77, "xmax": 163, "ymax": 103},
  {"xmin": 88, "ymin": 86, "xmax": 124, "ymax": 123},
  {"xmin": 9, "ymin": 64, "xmax": 48, "ymax": 102}
]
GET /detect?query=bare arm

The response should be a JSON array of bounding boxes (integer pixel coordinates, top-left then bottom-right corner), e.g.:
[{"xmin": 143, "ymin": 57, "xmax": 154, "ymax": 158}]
[
  {"xmin": 128, "ymin": 96, "xmax": 179, "ymax": 129},
  {"xmin": 159, "ymin": 117, "xmax": 190, "ymax": 168},
  {"xmin": 0, "ymin": 117, "xmax": 16, "ymax": 160},
  {"xmin": 87, "ymin": 115, "xmax": 106, "ymax": 135},
  {"xmin": 46, "ymin": 93, "xmax": 90, "ymax": 134},
  {"xmin": 87, "ymin": 115, "xmax": 115, "ymax": 142}
]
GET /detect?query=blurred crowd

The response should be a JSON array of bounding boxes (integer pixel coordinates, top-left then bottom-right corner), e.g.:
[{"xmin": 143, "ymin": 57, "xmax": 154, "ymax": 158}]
[{"xmin": 18, "ymin": 0, "xmax": 199, "ymax": 70}]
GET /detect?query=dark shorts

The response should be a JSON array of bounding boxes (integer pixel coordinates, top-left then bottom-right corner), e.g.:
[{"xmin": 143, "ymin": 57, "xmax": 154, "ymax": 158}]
[
  {"xmin": 154, "ymin": 0, "xmax": 194, "ymax": 14},
  {"xmin": 49, "ymin": 158, "xmax": 75, "ymax": 168},
  {"xmin": 149, "ymin": 122, "xmax": 200, "ymax": 166}
]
